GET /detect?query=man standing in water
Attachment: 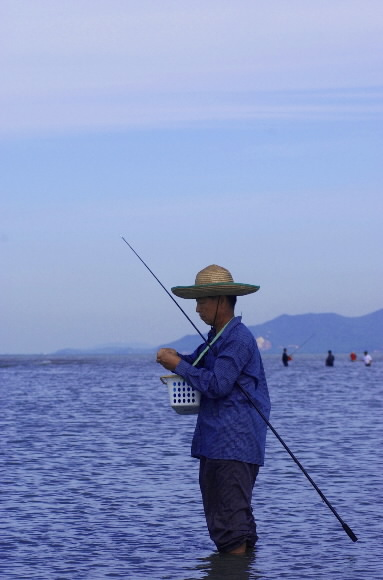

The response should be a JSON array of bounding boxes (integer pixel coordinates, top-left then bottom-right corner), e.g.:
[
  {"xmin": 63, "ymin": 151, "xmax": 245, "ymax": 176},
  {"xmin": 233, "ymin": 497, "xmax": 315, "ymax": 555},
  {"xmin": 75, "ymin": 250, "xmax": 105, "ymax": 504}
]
[
  {"xmin": 156, "ymin": 265, "xmax": 271, "ymax": 555},
  {"xmin": 325, "ymin": 350, "xmax": 335, "ymax": 367},
  {"xmin": 282, "ymin": 348, "xmax": 290, "ymax": 367},
  {"xmin": 363, "ymin": 351, "xmax": 372, "ymax": 366}
]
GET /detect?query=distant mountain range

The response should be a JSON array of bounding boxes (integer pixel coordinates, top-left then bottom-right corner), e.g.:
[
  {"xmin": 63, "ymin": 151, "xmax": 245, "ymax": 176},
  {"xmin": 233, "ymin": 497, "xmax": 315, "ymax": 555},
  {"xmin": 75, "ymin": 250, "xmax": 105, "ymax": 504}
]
[
  {"xmin": 54, "ymin": 309, "xmax": 383, "ymax": 355},
  {"xmin": 247, "ymin": 309, "xmax": 383, "ymax": 354},
  {"xmin": 160, "ymin": 309, "xmax": 383, "ymax": 354},
  {"xmin": 54, "ymin": 343, "xmax": 154, "ymax": 356}
]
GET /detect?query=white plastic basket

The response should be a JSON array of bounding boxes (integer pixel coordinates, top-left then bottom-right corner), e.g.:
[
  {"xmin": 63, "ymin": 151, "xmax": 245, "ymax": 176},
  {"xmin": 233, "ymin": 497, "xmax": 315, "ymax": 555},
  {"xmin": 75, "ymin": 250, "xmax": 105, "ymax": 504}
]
[{"xmin": 160, "ymin": 374, "xmax": 201, "ymax": 415}]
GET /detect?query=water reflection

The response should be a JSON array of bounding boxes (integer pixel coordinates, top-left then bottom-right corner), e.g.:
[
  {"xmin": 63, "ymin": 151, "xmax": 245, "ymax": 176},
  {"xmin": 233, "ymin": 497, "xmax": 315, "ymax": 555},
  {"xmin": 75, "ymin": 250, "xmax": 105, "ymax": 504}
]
[{"xmin": 190, "ymin": 551, "xmax": 261, "ymax": 580}]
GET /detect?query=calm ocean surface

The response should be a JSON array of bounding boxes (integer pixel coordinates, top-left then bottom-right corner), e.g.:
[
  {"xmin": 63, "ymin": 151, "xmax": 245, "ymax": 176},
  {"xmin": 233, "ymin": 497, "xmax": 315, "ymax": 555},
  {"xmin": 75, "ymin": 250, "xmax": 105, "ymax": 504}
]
[{"xmin": 0, "ymin": 353, "xmax": 381, "ymax": 580}]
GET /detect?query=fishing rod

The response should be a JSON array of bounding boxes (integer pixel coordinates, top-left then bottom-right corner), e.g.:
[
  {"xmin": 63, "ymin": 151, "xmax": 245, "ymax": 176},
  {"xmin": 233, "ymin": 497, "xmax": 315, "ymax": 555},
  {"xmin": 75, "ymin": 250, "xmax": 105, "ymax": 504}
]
[
  {"xmin": 289, "ymin": 333, "xmax": 315, "ymax": 356},
  {"xmin": 121, "ymin": 237, "xmax": 206, "ymax": 341},
  {"xmin": 121, "ymin": 238, "xmax": 358, "ymax": 543}
]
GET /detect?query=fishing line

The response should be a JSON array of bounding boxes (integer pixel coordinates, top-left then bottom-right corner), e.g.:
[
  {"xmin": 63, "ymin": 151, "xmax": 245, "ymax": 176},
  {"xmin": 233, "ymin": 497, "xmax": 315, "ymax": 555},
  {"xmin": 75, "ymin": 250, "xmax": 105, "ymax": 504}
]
[
  {"xmin": 288, "ymin": 333, "xmax": 316, "ymax": 357},
  {"xmin": 121, "ymin": 237, "xmax": 358, "ymax": 543}
]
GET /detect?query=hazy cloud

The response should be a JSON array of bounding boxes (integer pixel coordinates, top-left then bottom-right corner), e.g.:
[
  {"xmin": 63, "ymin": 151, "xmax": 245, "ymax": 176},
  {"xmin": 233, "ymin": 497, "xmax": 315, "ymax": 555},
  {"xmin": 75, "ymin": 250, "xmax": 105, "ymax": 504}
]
[{"xmin": 1, "ymin": 0, "xmax": 382, "ymax": 135}]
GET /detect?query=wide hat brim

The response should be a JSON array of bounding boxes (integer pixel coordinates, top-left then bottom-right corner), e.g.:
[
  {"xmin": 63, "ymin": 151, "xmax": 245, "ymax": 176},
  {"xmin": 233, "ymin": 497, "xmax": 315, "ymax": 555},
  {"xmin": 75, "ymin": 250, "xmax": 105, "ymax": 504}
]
[{"xmin": 171, "ymin": 282, "xmax": 260, "ymax": 299}]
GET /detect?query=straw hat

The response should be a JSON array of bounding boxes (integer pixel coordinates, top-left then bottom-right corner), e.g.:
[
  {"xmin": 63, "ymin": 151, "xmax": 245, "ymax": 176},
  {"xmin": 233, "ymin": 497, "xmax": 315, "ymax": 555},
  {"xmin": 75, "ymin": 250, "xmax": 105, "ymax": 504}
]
[{"xmin": 171, "ymin": 264, "xmax": 260, "ymax": 299}]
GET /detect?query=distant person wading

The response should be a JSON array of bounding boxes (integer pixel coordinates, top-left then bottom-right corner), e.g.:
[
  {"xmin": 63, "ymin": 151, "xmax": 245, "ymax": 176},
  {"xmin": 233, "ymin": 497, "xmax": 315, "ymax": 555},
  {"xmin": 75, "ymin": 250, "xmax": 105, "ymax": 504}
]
[
  {"xmin": 363, "ymin": 351, "xmax": 372, "ymax": 366},
  {"xmin": 282, "ymin": 348, "xmax": 290, "ymax": 367}
]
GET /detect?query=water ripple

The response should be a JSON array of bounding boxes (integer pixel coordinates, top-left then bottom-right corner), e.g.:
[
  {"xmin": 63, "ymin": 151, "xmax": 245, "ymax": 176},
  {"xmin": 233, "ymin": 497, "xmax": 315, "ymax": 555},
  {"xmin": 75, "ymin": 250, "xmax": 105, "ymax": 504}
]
[{"xmin": 0, "ymin": 354, "xmax": 381, "ymax": 579}]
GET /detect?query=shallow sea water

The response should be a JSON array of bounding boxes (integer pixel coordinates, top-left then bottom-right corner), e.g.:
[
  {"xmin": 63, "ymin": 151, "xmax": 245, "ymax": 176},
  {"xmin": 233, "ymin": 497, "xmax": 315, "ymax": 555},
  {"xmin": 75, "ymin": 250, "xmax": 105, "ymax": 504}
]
[{"xmin": 0, "ymin": 353, "xmax": 382, "ymax": 579}]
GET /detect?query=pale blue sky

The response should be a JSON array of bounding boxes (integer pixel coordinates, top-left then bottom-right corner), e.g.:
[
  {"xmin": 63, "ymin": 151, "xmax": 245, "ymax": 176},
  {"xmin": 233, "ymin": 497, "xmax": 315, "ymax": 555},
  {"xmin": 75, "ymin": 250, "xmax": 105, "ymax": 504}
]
[{"xmin": 1, "ymin": 1, "xmax": 382, "ymax": 353}]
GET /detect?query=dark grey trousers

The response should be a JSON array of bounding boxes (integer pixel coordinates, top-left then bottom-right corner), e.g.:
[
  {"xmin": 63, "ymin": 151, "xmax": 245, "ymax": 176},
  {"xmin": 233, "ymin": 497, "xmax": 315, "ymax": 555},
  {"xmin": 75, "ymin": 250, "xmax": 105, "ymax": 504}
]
[{"xmin": 199, "ymin": 457, "xmax": 259, "ymax": 553}]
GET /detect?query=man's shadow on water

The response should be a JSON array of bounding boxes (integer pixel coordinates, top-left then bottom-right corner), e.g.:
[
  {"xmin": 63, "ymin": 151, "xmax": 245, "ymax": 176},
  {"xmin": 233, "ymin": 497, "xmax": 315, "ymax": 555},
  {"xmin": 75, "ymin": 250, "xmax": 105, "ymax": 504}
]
[{"xmin": 187, "ymin": 550, "xmax": 262, "ymax": 580}]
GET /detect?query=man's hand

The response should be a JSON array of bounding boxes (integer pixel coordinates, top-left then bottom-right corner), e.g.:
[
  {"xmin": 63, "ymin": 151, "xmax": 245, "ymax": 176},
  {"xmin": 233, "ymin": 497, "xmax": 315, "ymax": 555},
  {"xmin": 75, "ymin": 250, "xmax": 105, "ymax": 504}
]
[{"xmin": 156, "ymin": 348, "xmax": 181, "ymax": 371}]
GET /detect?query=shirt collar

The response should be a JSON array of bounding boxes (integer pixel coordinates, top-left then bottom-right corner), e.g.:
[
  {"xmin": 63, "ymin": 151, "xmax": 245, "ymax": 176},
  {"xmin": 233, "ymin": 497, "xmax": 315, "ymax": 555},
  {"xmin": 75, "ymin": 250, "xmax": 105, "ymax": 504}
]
[{"xmin": 208, "ymin": 315, "xmax": 241, "ymax": 338}]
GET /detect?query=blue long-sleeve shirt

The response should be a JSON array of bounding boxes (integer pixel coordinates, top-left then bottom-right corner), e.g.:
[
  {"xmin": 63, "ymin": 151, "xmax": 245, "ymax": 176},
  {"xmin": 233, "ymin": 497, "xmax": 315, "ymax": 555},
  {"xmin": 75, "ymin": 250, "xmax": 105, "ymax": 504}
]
[{"xmin": 175, "ymin": 316, "xmax": 271, "ymax": 465}]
